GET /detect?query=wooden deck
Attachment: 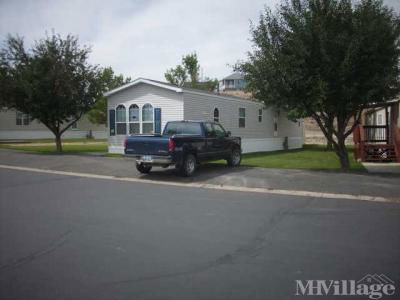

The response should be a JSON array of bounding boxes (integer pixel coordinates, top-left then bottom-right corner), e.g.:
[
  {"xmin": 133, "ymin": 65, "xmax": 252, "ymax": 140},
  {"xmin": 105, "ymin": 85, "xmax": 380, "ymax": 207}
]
[{"xmin": 353, "ymin": 124, "xmax": 400, "ymax": 162}]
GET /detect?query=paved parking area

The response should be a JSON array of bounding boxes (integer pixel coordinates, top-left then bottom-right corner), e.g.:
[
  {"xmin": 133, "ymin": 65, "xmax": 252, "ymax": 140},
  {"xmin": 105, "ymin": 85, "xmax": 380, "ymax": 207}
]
[{"xmin": 0, "ymin": 149, "xmax": 399, "ymax": 199}]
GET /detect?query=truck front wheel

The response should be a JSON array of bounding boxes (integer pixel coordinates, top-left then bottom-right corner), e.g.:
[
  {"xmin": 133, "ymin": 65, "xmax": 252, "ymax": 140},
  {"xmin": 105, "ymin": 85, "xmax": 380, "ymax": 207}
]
[
  {"xmin": 136, "ymin": 163, "xmax": 152, "ymax": 174},
  {"xmin": 227, "ymin": 148, "xmax": 242, "ymax": 167},
  {"xmin": 178, "ymin": 154, "xmax": 197, "ymax": 177}
]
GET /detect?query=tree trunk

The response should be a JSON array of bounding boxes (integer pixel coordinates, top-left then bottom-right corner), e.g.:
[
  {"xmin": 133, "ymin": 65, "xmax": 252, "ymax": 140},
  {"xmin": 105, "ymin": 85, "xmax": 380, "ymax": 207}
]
[
  {"xmin": 335, "ymin": 138, "xmax": 350, "ymax": 170},
  {"xmin": 326, "ymin": 118, "xmax": 334, "ymax": 150},
  {"xmin": 311, "ymin": 114, "xmax": 350, "ymax": 170},
  {"xmin": 327, "ymin": 140, "xmax": 333, "ymax": 150},
  {"xmin": 326, "ymin": 130, "xmax": 333, "ymax": 150},
  {"xmin": 55, "ymin": 134, "xmax": 62, "ymax": 152}
]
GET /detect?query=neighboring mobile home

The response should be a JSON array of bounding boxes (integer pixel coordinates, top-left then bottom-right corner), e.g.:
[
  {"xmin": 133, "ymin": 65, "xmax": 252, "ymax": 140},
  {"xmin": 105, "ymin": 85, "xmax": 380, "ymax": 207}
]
[
  {"xmin": 0, "ymin": 109, "xmax": 106, "ymax": 140},
  {"xmin": 219, "ymin": 72, "xmax": 247, "ymax": 91},
  {"xmin": 105, "ymin": 78, "xmax": 304, "ymax": 154}
]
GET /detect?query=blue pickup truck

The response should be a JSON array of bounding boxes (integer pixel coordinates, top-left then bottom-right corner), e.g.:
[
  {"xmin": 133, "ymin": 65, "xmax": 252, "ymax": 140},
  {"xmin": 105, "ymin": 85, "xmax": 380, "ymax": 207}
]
[{"xmin": 124, "ymin": 120, "xmax": 242, "ymax": 176}]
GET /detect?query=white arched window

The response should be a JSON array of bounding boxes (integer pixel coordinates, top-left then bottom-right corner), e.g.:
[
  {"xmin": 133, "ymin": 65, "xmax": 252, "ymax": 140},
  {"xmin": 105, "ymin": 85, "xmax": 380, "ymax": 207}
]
[
  {"xmin": 116, "ymin": 105, "xmax": 127, "ymax": 135},
  {"xmin": 142, "ymin": 103, "xmax": 154, "ymax": 134},
  {"xmin": 213, "ymin": 108, "xmax": 219, "ymax": 122},
  {"xmin": 239, "ymin": 108, "xmax": 245, "ymax": 128},
  {"xmin": 129, "ymin": 104, "xmax": 140, "ymax": 134}
]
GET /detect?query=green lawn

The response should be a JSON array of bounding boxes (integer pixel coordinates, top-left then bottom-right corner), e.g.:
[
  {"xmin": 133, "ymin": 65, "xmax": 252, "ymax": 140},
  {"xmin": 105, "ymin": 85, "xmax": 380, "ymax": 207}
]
[
  {"xmin": 0, "ymin": 142, "xmax": 107, "ymax": 153},
  {"xmin": 0, "ymin": 138, "xmax": 106, "ymax": 144},
  {"xmin": 0, "ymin": 140, "xmax": 363, "ymax": 170},
  {"xmin": 212, "ymin": 144, "xmax": 364, "ymax": 171}
]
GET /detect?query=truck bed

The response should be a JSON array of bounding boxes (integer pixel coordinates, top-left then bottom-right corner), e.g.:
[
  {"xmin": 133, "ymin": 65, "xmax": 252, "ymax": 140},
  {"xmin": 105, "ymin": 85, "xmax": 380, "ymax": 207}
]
[{"xmin": 124, "ymin": 135, "xmax": 170, "ymax": 156}]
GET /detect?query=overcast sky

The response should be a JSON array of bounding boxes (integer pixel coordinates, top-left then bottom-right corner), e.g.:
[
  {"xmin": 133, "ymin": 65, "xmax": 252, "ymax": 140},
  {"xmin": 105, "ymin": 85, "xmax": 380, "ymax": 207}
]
[{"xmin": 1, "ymin": 0, "xmax": 399, "ymax": 81}]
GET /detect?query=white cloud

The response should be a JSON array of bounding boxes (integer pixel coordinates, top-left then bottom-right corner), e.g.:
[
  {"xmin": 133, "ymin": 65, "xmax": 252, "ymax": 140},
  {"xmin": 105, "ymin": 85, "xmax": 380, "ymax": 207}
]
[
  {"xmin": 89, "ymin": 0, "xmax": 278, "ymax": 80},
  {"xmin": 385, "ymin": 0, "xmax": 400, "ymax": 12},
  {"xmin": 0, "ymin": 0, "xmax": 398, "ymax": 81},
  {"xmin": 0, "ymin": 0, "xmax": 279, "ymax": 80}
]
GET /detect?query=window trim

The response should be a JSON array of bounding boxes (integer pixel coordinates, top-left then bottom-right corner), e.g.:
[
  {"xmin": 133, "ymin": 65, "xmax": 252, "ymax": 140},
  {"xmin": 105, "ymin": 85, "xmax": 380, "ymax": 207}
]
[
  {"xmin": 142, "ymin": 103, "xmax": 154, "ymax": 134},
  {"xmin": 377, "ymin": 114, "xmax": 383, "ymax": 125},
  {"xmin": 213, "ymin": 107, "xmax": 219, "ymax": 122},
  {"xmin": 16, "ymin": 111, "xmax": 30, "ymax": 126},
  {"xmin": 116, "ymin": 104, "xmax": 127, "ymax": 135},
  {"xmin": 239, "ymin": 108, "xmax": 246, "ymax": 128},
  {"xmin": 71, "ymin": 121, "xmax": 78, "ymax": 130},
  {"xmin": 128, "ymin": 104, "xmax": 140, "ymax": 135},
  {"xmin": 16, "ymin": 111, "xmax": 22, "ymax": 126}
]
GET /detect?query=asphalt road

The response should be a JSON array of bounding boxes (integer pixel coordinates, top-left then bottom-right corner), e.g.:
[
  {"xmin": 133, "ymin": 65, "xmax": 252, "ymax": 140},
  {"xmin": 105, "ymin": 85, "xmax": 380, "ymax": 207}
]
[{"xmin": 0, "ymin": 169, "xmax": 399, "ymax": 300}]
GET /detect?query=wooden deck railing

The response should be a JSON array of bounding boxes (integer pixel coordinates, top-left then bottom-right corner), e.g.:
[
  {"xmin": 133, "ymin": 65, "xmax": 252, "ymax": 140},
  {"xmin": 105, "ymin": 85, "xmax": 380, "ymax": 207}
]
[
  {"xmin": 353, "ymin": 124, "xmax": 364, "ymax": 161},
  {"xmin": 393, "ymin": 124, "xmax": 400, "ymax": 162},
  {"xmin": 363, "ymin": 125, "xmax": 389, "ymax": 143},
  {"xmin": 353, "ymin": 123, "xmax": 399, "ymax": 162}
]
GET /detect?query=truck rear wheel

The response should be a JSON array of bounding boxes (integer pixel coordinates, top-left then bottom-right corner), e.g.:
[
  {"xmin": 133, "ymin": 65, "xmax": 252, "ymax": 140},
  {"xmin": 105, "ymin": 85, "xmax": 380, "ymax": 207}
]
[
  {"xmin": 227, "ymin": 148, "xmax": 241, "ymax": 167},
  {"xmin": 136, "ymin": 163, "xmax": 152, "ymax": 174},
  {"xmin": 178, "ymin": 154, "xmax": 197, "ymax": 177}
]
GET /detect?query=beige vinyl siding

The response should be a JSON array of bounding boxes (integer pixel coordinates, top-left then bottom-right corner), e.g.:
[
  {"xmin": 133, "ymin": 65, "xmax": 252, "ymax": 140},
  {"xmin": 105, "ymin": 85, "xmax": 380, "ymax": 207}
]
[
  {"xmin": 73, "ymin": 114, "xmax": 106, "ymax": 132},
  {"xmin": 276, "ymin": 111, "xmax": 304, "ymax": 138},
  {"xmin": 183, "ymin": 90, "xmax": 304, "ymax": 152},
  {"xmin": 107, "ymin": 83, "xmax": 183, "ymax": 152},
  {"xmin": 0, "ymin": 109, "xmax": 106, "ymax": 139},
  {"xmin": 1, "ymin": 109, "xmax": 44, "ymax": 130},
  {"xmin": 0, "ymin": 109, "xmax": 105, "ymax": 131},
  {"xmin": 183, "ymin": 90, "xmax": 275, "ymax": 138}
]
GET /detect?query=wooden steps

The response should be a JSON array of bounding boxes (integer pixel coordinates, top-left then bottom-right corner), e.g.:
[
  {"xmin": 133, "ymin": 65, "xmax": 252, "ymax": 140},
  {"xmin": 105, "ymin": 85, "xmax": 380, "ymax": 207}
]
[{"xmin": 363, "ymin": 144, "xmax": 397, "ymax": 162}]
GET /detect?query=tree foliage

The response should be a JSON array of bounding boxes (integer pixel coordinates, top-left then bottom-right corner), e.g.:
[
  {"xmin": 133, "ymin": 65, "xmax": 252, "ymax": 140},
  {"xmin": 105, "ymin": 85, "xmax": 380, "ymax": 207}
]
[
  {"xmin": 165, "ymin": 52, "xmax": 218, "ymax": 91},
  {"xmin": 182, "ymin": 53, "xmax": 200, "ymax": 83},
  {"xmin": 238, "ymin": 0, "xmax": 400, "ymax": 169},
  {"xmin": 165, "ymin": 65, "xmax": 187, "ymax": 86},
  {"xmin": 88, "ymin": 67, "xmax": 131, "ymax": 125},
  {"xmin": 0, "ymin": 33, "xmax": 102, "ymax": 152},
  {"xmin": 190, "ymin": 77, "xmax": 219, "ymax": 92}
]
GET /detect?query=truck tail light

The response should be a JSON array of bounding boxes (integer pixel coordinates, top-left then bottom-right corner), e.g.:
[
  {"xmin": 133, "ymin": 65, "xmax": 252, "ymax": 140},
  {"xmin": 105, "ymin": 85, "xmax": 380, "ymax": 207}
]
[{"xmin": 168, "ymin": 138, "xmax": 175, "ymax": 152}]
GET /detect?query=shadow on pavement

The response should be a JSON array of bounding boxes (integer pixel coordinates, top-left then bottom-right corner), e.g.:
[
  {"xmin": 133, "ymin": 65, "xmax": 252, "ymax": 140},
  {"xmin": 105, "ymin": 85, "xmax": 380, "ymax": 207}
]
[{"xmin": 132, "ymin": 163, "xmax": 255, "ymax": 184}]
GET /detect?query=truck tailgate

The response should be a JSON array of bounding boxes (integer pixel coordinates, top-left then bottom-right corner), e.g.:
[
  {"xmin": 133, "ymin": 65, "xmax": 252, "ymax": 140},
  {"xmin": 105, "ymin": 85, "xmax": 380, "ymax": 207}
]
[{"xmin": 125, "ymin": 135, "xmax": 170, "ymax": 156}]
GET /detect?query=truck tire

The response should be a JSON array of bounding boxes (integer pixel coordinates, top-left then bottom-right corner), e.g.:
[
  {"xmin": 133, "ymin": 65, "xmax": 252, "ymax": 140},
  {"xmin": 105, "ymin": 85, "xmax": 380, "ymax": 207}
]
[
  {"xmin": 179, "ymin": 154, "xmax": 197, "ymax": 177},
  {"xmin": 227, "ymin": 148, "xmax": 241, "ymax": 167},
  {"xmin": 136, "ymin": 163, "xmax": 152, "ymax": 174}
]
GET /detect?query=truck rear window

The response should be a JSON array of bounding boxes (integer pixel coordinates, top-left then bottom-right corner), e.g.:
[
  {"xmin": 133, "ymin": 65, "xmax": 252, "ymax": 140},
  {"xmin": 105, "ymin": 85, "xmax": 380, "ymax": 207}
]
[{"xmin": 164, "ymin": 122, "xmax": 202, "ymax": 136}]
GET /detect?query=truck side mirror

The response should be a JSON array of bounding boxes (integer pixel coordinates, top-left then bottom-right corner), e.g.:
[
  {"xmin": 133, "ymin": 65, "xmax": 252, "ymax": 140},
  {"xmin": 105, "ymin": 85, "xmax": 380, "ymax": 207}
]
[{"xmin": 226, "ymin": 131, "xmax": 231, "ymax": 137}]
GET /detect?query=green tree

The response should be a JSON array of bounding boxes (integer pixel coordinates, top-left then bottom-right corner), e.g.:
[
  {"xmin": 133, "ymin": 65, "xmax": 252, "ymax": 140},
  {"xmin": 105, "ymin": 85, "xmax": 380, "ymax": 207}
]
[
  {"xmin": 0, "ymin": 33, "xmax": 102, "ymax": 152},
  {"xmin": 182, "ymin": 53, "xmax": 200, "ymax": 83},
  {"xmin": 88, "ymin": 67, "xmax": 131, "ymax": 125},
  {"xmin": 190, "ymin": 77, "xmax": 219, "ymax": 92},
  {"xmin": 165, "ymin": 53, "xmax": 218, "ymax": 91},
  {"xmin": 0, "ymin": 49, "xmax": 13, "ymax": 108},
  {"xmin": 165, "ymin": 65, "xmax": 187, "ymax": 87},
  {"xmin": 238, "ymin": 0, "xmax": 400, "ymax": 169}
]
